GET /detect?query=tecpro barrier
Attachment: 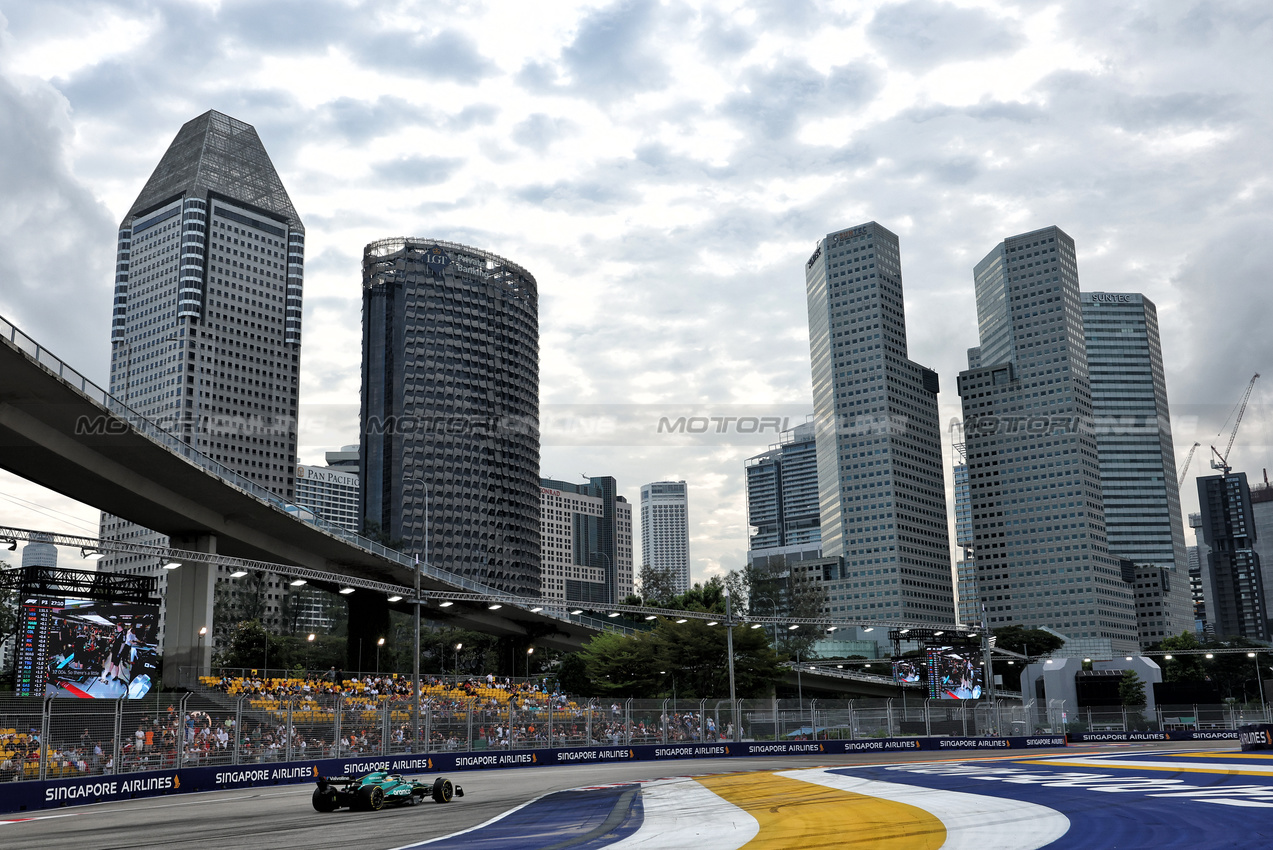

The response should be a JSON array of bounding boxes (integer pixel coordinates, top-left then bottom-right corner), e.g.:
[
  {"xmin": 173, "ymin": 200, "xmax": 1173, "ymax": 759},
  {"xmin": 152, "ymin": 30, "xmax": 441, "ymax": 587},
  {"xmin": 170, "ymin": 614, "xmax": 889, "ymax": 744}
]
[
  {"xmin": 1, "ymin": 735, "xmax": 1067, "ymax": 813},
  {"xmin": 1238, "ymin": 724, "xmax": 1273, "ymax": 751},
  {"xmin": 1067, "ymin": 730, "xmax": 1240, "ymax": 743}
]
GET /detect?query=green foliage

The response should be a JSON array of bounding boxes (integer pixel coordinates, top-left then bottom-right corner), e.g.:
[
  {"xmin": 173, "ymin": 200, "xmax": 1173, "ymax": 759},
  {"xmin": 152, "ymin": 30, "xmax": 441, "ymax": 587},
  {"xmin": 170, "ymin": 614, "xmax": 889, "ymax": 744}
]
[
  {"xmin": 556, "ymin": 651, "xmax": 593, "ymax": 696},
  {"xmin": 734, "ymin": 557, "xmax": 827, "ymax": 659},
  {"xmin": 637, "ymin": 564, "xmax": 677, "ymax": 606},
  {"xmin": 212, "ymin": 619, "xmax": 344, "ymax": 673},
  {"xmin": 1119, "ymin": 669, "xmax": 1147, "ymax": 707},
  {"xmin": 1157, "ymin": 632, "xmax": 1206, "ymax": 683},
  {"xmin": 992, "ymin": 626, "xmax": 1065, "ymax": 658},
  {"xmin": 572, "ymin": 617, "xmax": 783, "ymax": 699}
]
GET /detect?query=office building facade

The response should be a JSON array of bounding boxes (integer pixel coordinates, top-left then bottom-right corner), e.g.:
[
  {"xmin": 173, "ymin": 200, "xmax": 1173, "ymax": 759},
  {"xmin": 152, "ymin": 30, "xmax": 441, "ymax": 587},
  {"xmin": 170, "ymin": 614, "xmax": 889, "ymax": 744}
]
[
  {"xmin": 540, "ymin": 477, "xmax": 634, "ymax": 604},
  {"xmin": 1082, "ymin": 291, "xmax": 1192, "ymax": 644},
  {"xmin": 745, "ymin": 421, "xmax": 821, "ymax": 562},
  {"xmin": 640, "ymin": 481, "xmax": 691, "ymax": 595},
  {"xmin": 360, "ymin": 239, "xmax": 540, "ymax": 596},
  {"xmin": 957, "ymin": 226, "xmax": 1136, "ymax": 653},
  {"xmin": 952, "ymin": 442, "xmax": 980, "ymax": 626},
  {"xmin": 805, "ymin": 221, "xmax": 954, "ymax": 623},
  {"xmin": 295, "ymin": 446, "xmax": 361, "ymax": 532},
  {"xmin": 1248, "ymin": 479, "xmax": 1273, "ymax": 635},
  {"xmin": 1195, "ymin": 473, "xmax": 1268, "ymax": 640},
  {"xmin": 99, "ymin": 111, "xmax": 305, "ymax": 649}
]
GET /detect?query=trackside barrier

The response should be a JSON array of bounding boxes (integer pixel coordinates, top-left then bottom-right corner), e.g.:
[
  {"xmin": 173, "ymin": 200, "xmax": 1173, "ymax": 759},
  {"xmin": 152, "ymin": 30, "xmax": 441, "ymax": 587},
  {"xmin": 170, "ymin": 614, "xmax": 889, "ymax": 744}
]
[
  {"xmin": 1067, "ymin": 730, "xmax": 1240, "ymax": 743},
  {"xmin": 0, "ymin": 735, "xmax": 1067, "ymax": 813},
  {"xmin": 1238, "ymin": 725, "xmax": 1273, "ymax": 751}
]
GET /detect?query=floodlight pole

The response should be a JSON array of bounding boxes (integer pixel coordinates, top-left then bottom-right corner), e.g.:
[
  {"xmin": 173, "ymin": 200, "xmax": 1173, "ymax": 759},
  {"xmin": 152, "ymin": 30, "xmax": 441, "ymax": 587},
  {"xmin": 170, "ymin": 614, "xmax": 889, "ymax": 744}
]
[
  {"xmin": 724, "ymin": 587, "xmax": 737, "ymax": 741},
  {"xmin": 413, "ymin": 487, "xmax": 427, "ymax": 750}
]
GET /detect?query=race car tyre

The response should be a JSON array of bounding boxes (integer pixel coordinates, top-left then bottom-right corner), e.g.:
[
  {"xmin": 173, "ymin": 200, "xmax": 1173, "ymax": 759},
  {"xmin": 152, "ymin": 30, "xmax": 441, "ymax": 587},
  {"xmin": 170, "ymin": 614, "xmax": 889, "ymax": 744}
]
[
  {"xmin": 358, "ymin": 784, "xmax": 386, "ymax": 811},
  {"xmin": 312, "ymin": 788, "xmax": 339, "ymax": 813},
  {"xmin": 432, "ymin": 777, "xmax": 454, "ymax": 804}
]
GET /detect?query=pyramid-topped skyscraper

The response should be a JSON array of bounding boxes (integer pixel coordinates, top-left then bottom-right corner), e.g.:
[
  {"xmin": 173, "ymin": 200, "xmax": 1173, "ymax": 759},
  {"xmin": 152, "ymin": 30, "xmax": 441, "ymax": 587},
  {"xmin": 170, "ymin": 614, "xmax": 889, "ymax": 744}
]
[{"xmin": 101, "ymin": 111, "xmax": 305, "ymax": 666}]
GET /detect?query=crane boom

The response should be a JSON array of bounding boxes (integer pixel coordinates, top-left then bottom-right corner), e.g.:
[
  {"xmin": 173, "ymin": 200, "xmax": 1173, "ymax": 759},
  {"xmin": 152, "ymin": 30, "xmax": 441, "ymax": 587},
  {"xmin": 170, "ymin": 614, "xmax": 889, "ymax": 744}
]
[
  {"xmin": 1211, "ymin": 373, "xmax": 1260, "ymax": 475},
  {"xmin": 1178, "ymin": 441, "xmax": 1201, "ymax": 487}
]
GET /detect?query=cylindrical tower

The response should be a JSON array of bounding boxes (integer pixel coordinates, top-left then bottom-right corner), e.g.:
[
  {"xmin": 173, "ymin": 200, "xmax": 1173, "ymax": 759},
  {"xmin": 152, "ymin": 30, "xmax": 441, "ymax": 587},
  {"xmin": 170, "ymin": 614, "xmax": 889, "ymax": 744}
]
[{"xmin": 360, "ymin": 239, "xmax": 540, "ymax": 596}]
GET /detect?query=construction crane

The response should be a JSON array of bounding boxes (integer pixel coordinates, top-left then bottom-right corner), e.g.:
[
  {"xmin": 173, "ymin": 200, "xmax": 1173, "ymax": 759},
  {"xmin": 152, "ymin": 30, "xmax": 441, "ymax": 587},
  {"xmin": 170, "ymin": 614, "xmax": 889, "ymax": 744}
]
[
  {"xmin": 1211, "ymin": 373, "xmax": 1260, "ymax": 476},
  {"xmin": 1178, "ymin": 442, "xmax": 1201, "ymax": 487}
]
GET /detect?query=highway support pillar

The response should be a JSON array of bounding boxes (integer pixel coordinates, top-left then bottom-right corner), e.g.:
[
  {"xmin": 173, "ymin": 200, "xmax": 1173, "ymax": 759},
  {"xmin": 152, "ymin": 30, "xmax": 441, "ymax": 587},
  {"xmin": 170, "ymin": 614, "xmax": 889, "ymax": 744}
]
[{"xmin": 164, "ymin": 534, "xmax": 217, "ymax": 688}]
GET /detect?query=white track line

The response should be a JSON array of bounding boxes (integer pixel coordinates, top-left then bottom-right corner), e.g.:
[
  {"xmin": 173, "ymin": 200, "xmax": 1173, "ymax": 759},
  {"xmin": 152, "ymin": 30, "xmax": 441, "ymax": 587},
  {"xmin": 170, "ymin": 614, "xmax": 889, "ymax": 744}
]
[
  {"xmin": 605, "ymin": 778, "xmax": 758, "ymax": 850},
  {"xmin": 778, "ymin": 768, "xmax": 1071, "ymax": 850}
]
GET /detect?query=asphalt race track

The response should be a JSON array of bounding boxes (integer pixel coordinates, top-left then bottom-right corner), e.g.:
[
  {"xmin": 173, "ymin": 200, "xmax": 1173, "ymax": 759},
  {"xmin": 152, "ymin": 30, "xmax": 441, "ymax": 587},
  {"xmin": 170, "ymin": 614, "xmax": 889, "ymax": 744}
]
[{"xmin": 3, "ymin": 743, "xmax": 1270, "ymax": 850}]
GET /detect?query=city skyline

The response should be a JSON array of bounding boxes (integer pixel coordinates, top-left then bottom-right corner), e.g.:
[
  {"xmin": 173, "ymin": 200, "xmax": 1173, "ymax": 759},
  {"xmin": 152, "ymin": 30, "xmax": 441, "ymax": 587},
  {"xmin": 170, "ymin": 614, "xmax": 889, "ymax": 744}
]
[{"xmin": 2, "ymin": 2, "xmax": 1272, "ymax": 590}]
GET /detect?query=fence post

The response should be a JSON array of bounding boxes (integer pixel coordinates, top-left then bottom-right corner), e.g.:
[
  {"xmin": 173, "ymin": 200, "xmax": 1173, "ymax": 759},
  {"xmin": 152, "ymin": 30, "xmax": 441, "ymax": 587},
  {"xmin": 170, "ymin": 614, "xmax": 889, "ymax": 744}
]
[
  {"xmin": 333, "ymin": 694, "xmax": 343, "ymax": 759},
  {"xmin": 547, "ymin": 696, "xmax": 553, "ymax": 748},
  {"xmin": 626, "ymin": 698, "xmax": 633, "ymax": 745},
  {"xmin": 961, "ymin": 702, "xmax": 968, "ymax": 737},
  {"xmin": 38, "ymin": 696, "xmax": 53, "ymax": 781},
  {"xmin": 661, "ymin": 699, "xmax": 669, "ymax": 744},
  {"xmin": 507, "ymin": 697, "xmax": 514, "ymax": 750},
  {"xmin": 284, "ymin": 700, "xmax": 294, "ymax": 763},
  {"xmin": 466, "ymin": 699, "xmax": 473, "ymax": 751},
  {"xmin": 234, "ymin": 696, "xmax": 244, "ymax": 765},
  {"xmin": 849, "ymin": 700, "xmax": 857, "ymax": 740},
  {"xmin": 924, "ymin": 700, "xmax": 931, "ymax": 737},
  {"xmin": 885, "ymin": 698, "xmax": 893, "ymax": 738},
  {"xmin": 112, "ymin": 697, "xmax": 124, "ymax": 776},
  {"xmin": 177, "ymin": 693, "xmax": 191, "ymax": 767},
  {"xmin": 423, "ymin": 699, "xmax": 431, "ymax": 753}
]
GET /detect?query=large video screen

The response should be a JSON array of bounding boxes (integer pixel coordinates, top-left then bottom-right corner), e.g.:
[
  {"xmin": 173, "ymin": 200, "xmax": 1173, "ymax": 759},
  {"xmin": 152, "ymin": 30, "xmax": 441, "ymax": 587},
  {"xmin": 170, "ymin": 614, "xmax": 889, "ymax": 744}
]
[
  {"xmin": 15, "ymin": 597, "xmax": 160, "ymax": 698},
  {"xmin": 892, "ymin": 659, "xmax": 923, "ymax": 685},
  {"xmin": 925, "ymin": 645, "xmax": 983, "ymax": 700}
]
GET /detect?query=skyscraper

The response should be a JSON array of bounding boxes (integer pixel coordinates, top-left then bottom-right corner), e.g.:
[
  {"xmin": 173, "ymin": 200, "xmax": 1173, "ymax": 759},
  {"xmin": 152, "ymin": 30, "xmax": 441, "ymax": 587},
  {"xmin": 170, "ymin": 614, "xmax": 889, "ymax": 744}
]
[
  {"xmin": 100, "ymin": 111, "xmax": 305, "ymax": 660},
  {"xmin": 1248, "ymin": 477, "xmax": 1273, "ymax": 635},
  {"xmin": 540, "ymin": 477, "xmax": 634, "ymax": 604},
  {"xmin": 805, "ymin": 221, "xmax": 954, "ymax": 623},
  {"xmin": 952, "ymin": 441, "xmax": 980, "ymax": 626},
  {"xmin": 1082, "ymin": 291, "xmax": 1192, "ymax": 644},
  {"xmin": 958, "ymin": 226, "xmax": 1136, "ymax": 653},
  {"xmin": 745, "ymin": 421, "xmax": 821, "ymax": 562},
  {"xmin": 1195, "ymin": 472, "xmax": 1268, "ymax": 640},
  {"xmin": 360, "ymin": 238, "xmax": 540, "ymax": 596},
  {"xmin": 295, "ymin": 446, "xmax": 361, "ymax": 532},
  {"xmin": 640, "ymin": 481, "xmax": 690, "ymax": 595}
]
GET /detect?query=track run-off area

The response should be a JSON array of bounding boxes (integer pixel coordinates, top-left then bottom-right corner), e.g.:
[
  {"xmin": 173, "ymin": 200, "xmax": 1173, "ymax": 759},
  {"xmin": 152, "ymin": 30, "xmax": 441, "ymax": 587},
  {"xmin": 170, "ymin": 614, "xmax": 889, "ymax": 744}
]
[{"xmin": 2, "ymin": 744, "xmax": 1271, "ymax": 850}]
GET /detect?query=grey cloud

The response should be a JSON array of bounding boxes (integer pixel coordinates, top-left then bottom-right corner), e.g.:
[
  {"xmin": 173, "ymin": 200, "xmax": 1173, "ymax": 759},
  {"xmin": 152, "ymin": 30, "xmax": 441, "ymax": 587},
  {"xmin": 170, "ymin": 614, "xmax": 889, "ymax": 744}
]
[
  {"xmin": 371, "ymin": 154, "xmax": 464, "ymax": 186},
  {"xmin": 0, "ymin": 66, "xmax": 115, "ymax": 386},
  {"xmin": 354, "ymin": 28, "xmax": 495, "ymax": 83},
  {"xmin": 723, "ymin": 61, "xmax": 880, "ymax": 139},
  {"xmin": 517, "ymin": 180, "xmax": 637, "ymax": 209},
  {"xmin": 511, "ymin": 113, "xmax": 578, "ymax": 153},
  {"xmin": 867, "ymin": 0, "xmax": 1023, "ymax": 71},
  {"xmin": 518, "ymin": 0, "xmax": 672, "ymax": 101}
]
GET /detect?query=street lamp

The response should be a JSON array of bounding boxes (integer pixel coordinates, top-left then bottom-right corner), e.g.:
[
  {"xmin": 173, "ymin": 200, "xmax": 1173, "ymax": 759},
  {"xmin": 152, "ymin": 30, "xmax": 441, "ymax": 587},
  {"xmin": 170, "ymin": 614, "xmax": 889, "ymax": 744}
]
[
  {"xmin": 198, "ymin": 626, "xmax": 207, "ymax": 677},
  {"xmin": 1250, "ymin": 652, "xmax": 1266, "ymax": 711},
  {"xmin": 454, "ymin": 642, "xmax": 463, "ymax": 677},
  {"xmin": 404, "ymin": 475, "xmax": 430, "ymax": 744},
  {"xmin": 377, "ymin": 637, "xmax": 385, "ymax": 674},
  {"xmin": 307, "ymin": 633, "xmax": 315, "ymax": 672},
  {"xmin": 526, "ymin": 647, "xmax": 534, "ymax": 678}
]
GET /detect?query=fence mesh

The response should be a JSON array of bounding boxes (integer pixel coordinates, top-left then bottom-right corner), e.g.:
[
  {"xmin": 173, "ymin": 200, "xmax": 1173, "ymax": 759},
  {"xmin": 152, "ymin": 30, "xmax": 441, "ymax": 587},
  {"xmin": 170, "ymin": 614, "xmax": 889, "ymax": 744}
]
[{"xmin": 3, "ymin": 691, "xmax": 1268, "ymax": 784}]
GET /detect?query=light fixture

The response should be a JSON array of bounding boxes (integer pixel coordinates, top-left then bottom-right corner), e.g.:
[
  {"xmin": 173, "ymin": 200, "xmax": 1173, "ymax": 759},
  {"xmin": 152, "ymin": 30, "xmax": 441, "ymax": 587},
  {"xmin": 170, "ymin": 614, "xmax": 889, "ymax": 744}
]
[
  {"xmin": 899, "ymin": 628, "xmax": 910, "ymax": 634},
  {"xmin": 387, "ymin": 595, "xmax": 403, "ymax": 602},
  {"xmin": 307, "ymin": 633, "xmax": 315, "ymax": 642},
  {"xmin": 827, "ymin": 626, "xmax": 838, "ymax": 632},
  {"xmin": 864, "ymin": 663, "xmax": 871, "ymax": 668},
  {"xmin": 863, "ymin": 627, "xmax": 874, "ymax": 633},
  {"xmin": 1125, "ymin": 656, "xmax": 1133, "ymax": 661},
  {"xmin": 530, "ymin": 606, "xmax": 544, "ymax": 613},
  {"xmin": 81, "ymin": 547, "xmax": 104, "ymax": 560},
  {"xmin": 1249, "ymin": 652, "xmax": 1258, "ymax": 658},
  {"xmin": 198, "ymin": 626, "xmax": 207, "ymax": 636},
  {"xmin": 339, "ymin": 587, "xmax": 355, "ymax": 595},
  {"xmin": 1164, "ymin": 654, "xmax": 1173, "ymax": 660},
  {"xmin": 967, "ymin": 633, "xmax": 978, "ymax": 638},
  {"xmin": 1083, "ymin": 658, "xmax": 1091, "ymax": 663},
  {"xmin": 2, "ymin": 538, "xmax": 17, "ymax": 551},
  {"xmin": 289, "ymin": 578, "xmax": 306, "ymax": 586},
  {"xmin": 455, "ymin": 642, "xmax": 463, "ymax": 650},
  {"xmin": 608, "ymin": 612, "xmax": 621, "ymax": 618},
  {"xmin": 1206, "ymin": 653, "xmax": 1214, "ymax": 659},
  {"xmin": 645, "ymin": 615, "xmax": 657, "ymax": 621},
  {"xmin": 571, "ymin": 609, "xmax": 585, "ymax": 615},
  {"xmin": 229, "ymin": 569, "xmax": 248, "ymax": 578},
  {"xmin": 527, "ymin": 647, "xmax": 534, "ymax": 655},
  {"xmin": 488, "ymin": 603, "xmax": 503, "ymax": 610},
  {"xmin": 788, "ymin": 624, "xmax": 799, "ymax": 630},
  {"xmin": 749, "ymin": 623, "xmax": 763, "ymax": 629},
  {"xmin": 162, "ymin": 560, "xmax": 182, "ymax": 570},
  {"xmin": 676, "ymin": 618, "xmax": 688, "ymax": 624},
  {"xmin": 933, "ymin": 631, "xmax": 944, "ymax": 637},
  {"xmin": 1007, "ymin": 660, "xmax": 1014, "ymax": 665},
  {"xmin": 707, "ymin": 621, "xmax": 718, "ymax": 627},
  {"xmin": 836, "ymin": 664, "xmax": 843, "ymax": 669},
  {"xmin": 439, "ymin": 601, "xmax": 454, "ymax": 607},
  {"xmin": 377, "ymin": 637, "xmax": 385, "ymax": 646}
]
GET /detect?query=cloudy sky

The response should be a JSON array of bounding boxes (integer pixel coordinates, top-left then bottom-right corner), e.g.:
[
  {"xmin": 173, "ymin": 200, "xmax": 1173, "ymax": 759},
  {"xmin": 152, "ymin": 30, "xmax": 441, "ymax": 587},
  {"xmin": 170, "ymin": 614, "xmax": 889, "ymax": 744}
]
[{"xmin": 2, "ymin": 0, "xmax": 1272, "ymax": 581}]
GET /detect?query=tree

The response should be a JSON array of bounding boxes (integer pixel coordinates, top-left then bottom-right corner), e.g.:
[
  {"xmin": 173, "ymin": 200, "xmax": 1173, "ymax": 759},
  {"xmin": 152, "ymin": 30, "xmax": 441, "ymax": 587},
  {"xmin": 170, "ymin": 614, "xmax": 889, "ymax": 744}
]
[
  {"xmin": 1157, "ymin": 632, "xmax": 1206, "ymax": 683},
  {"xmin": 1119, "ymin": 670, "xmax": 1147, "ymax": 707},
  {"xmin": 578, "ymin": 631, "xmax": 660, "ymax": 697},
  {"xmin": 991, "ymin": 626, "xmax": 1065, "ymax": 659},
  {"xmin": 740, "ymin": 556, "xmax": 826, "ymax": 659},
  {"xmin": 214, "ymin": 620, "xmax": 285, "ymax": 670},
  {"xmin": 637, "ymin": 564, "xmax": 677, "ymax": 606},
  {"xmin": 556, "ymin": 651, "xmax": 592, "ymax": 696}
]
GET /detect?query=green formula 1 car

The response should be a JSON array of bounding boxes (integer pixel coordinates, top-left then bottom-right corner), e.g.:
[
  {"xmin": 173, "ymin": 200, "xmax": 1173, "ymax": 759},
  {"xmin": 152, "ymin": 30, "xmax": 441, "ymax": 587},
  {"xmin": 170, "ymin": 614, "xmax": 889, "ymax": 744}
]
[{"xmin": 312, "ymin": 770, "xmax": 464, "ymax": 812}]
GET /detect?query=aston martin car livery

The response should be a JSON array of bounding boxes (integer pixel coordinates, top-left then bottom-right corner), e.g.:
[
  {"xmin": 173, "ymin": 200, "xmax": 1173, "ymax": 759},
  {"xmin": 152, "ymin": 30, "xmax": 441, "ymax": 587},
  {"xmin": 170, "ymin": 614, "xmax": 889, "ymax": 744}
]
[{"xmin": 312, "ymin": 770, "xmax": 464, "ymax": 812}]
